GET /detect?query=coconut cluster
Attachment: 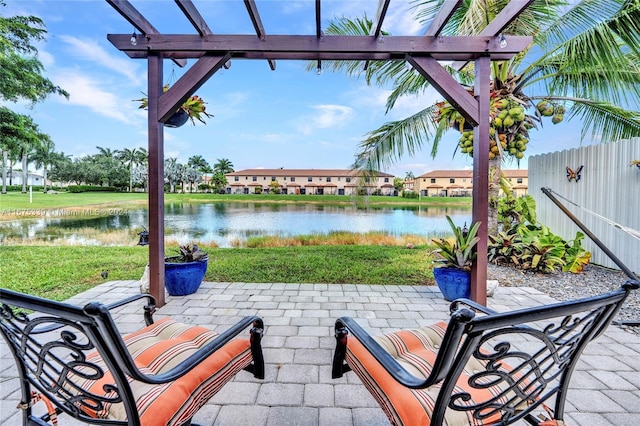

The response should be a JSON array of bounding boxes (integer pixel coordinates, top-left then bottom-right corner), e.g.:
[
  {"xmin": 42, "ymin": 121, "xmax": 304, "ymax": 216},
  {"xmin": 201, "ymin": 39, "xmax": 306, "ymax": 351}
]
[{"xmin": 453, "ymin": 97, "xmax": 566, "ymax": 161}]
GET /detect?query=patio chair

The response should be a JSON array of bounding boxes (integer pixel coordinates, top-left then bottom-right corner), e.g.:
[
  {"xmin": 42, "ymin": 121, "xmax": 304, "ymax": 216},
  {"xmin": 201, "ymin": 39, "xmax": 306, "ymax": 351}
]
[
  {"xmin": 0, "ymin": 289, "xmax": 265, "ymax": 426},
  {"xmin": 332, "ymin": 280, "xmax": 638, "ymax": 425}
]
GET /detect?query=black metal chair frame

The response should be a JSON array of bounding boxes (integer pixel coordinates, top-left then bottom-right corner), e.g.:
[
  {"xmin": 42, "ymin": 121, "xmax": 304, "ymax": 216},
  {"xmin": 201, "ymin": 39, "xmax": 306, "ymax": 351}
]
[
  {"xmin": 0, "ymin": 290, "xmax": 265, "ymax": 426},
  {"xmin": 333, "ymin": 279, "xmax": 638, "ymax": 425}
]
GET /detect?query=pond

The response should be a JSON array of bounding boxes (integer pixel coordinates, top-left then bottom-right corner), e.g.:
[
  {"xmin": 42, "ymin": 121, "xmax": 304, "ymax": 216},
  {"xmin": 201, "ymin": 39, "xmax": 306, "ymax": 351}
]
[{"xmin": 0, "ymin": 202, "xmax": 471, "ymax": 247}]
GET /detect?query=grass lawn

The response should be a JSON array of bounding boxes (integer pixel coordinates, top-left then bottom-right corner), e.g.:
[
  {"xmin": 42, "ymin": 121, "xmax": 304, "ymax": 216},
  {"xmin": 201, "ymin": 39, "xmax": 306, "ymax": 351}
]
[
  {"xmin": 0, "ymin": 245, "xmax": 435, "ymax": 301},
  {"xmin": 1, "ymin": 191, "xmax": 471, "ymax": 215}
]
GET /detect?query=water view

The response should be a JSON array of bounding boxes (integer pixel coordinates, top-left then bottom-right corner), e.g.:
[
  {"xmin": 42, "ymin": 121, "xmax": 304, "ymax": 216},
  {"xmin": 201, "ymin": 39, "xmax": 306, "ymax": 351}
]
[{"xmin": 1, "ymin": 202, "xmax": 471, "ymax": 247}]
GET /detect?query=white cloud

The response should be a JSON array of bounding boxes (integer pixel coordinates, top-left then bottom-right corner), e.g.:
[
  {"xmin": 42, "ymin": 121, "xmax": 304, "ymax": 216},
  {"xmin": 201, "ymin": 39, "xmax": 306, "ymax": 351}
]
[
  {"xmin": 52, "ymin": 70, "xmax": 136, "ymax": 123},
  {"xmin": 297, "ymin": 104, "xmax": 353, "ymax": 135},
  {"xmin": 58, "ymin": 35, "xmax": 141, "ymax": 84}
]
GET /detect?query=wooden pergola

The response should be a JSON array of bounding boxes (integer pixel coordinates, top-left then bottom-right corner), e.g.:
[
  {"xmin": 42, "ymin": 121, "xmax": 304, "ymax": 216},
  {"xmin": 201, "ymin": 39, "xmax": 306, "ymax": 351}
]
[{"xmin": 106, "ymin": 0, "xmax": 534, "ymax": 307}]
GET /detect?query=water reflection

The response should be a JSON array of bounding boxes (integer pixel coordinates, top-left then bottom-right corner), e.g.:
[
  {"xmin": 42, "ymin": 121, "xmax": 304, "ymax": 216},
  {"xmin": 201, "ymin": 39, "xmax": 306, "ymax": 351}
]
[{"xmin": 1, "ymin": 202, "xmax": 470, "ymax": 247}]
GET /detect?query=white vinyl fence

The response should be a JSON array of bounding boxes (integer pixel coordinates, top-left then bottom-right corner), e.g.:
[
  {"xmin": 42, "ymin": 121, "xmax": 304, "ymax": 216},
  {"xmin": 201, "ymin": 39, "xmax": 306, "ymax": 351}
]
[{"xmin": 528, "ymin": 137, "xmax": 640, "ymax": 274}]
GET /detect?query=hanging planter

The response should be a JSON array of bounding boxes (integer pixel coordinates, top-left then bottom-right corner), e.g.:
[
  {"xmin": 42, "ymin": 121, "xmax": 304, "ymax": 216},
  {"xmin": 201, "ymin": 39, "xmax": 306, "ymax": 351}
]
[
  {"xmin": 164, "ymin": 109, "xmax": 190, "ymax": 128},
  {"xmin": 133, "ymin": 84, "xmax": 213, "ymax": 126}
]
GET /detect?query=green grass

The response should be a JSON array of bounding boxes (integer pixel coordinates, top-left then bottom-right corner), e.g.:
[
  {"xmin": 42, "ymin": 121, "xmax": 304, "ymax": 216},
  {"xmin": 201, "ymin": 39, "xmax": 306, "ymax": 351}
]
[
  {"xmin": 0, "ymin": 244, "xmax": 435, "ymax": 301},
  {"xmin": 0, "ymin": 191, "xmax": 471, "ymax": 214}
]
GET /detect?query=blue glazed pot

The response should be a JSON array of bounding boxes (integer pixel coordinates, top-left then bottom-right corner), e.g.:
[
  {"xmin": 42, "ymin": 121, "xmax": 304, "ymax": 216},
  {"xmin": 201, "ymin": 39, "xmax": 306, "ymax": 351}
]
[
  {"xmin": 433, "ymin": 267, "xmax": 471, "ymax": 301},
  {"xmin": 164, "ymin": 259, "xmax": 207, "ymax": 296}
]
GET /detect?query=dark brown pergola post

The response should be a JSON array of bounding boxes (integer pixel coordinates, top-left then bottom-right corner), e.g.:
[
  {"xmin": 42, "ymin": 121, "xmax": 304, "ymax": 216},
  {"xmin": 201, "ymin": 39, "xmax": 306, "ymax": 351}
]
[
  {"xmin": 147, "ymin": 53, "xmax": 165, "ymax": 307},
  {"xmin": 471, "ymin": 56, "xmax": 491, "ymax": 305}
]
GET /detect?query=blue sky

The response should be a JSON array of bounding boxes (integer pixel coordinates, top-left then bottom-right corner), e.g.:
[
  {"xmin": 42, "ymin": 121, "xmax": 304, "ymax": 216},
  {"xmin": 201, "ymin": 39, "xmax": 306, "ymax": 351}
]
[{"xmin": 6, "ymin": 0, "xmax": 593, "ymax": 178}]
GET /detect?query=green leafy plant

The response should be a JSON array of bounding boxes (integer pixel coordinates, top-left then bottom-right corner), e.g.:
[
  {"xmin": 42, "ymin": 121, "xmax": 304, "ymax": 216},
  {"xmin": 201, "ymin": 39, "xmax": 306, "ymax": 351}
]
[
  {"xmin": 516, "ymin": 226, "xmax": 567, "ymax": 273},
  {"xmin": 488, "ymin": 230, "xmax": 521, "ymax": 265},
  {"xmin": 134, "ymin": 84, "xmax": 213, "ymax": 125},
  {"xmin": 432, "ymin": 216, "xmax": 481, "ymax": 270},
  {"xmin": 165, "ymin": 244, "xmax": 208, "ymax": 263},
  {"xmin": 563, "ymin": 232, "xmax": 592, "ymax": 273}
]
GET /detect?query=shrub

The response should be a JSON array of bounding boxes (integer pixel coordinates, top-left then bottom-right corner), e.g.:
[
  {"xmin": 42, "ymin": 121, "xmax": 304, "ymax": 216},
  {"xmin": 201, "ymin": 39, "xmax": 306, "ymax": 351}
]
[
  {"xmin": 67, "ymin": 185, "xmax": 119, "ymax": 193},
  {"xmin": 402, "ymin": 191, "xmax": 419, "ymax": 199}
]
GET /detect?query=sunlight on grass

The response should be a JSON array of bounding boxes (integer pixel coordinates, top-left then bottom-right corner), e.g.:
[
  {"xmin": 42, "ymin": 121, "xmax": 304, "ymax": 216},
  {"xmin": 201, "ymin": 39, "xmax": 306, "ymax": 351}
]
[{"xmin": 240, "ymin": 231, "xmax": 430, "ymax": 248}]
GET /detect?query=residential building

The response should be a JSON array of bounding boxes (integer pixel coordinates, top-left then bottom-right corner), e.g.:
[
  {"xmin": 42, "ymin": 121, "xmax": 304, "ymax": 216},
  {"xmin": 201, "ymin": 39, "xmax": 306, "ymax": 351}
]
[
  {"xmin": 225, "ymin": 169, "xmax": 396, "ymax": 195},
  {"xmin": 414, "ymin": 169, "xmax": 528, "ymax": 197}
]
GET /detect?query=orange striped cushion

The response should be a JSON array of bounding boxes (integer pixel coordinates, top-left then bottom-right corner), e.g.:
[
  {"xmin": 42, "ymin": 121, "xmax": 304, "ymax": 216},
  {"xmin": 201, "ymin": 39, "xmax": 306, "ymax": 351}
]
[
  {"xmin": 67, "ymin": 318, "xmax": 252, "ymax": 425},
  {"xmin": 345, "ymin": 322, "xmax": 519, "ymax": 426}
]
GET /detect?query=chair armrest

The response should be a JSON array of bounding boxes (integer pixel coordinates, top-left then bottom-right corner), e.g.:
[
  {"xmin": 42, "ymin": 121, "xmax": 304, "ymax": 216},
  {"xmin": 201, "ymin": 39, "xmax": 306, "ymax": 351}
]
[
  {"xmin": 335, "ymin": 314, "xmax": 472, "ymax": 389},
  {"xmin": 105, "ymin": 294, "xmax": 156, "ymax": 325},
  {"xmin": 449, "ymin": 298, "xmax": 498, "ymax": 316},
  {"xmin": 105, "ymin": 294, "xmax": 156, "ymax": 311},
  {"xmin": 110, "ymin": 314, "xmax": 264, "ymax": 384}
]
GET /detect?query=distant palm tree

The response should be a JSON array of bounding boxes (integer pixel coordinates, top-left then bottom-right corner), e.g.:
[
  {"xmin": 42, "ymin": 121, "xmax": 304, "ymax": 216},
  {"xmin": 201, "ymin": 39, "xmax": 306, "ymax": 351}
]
[
  {"xmin": 188, "ymin": 155, "xmax": 210, "ymax": 191},
  {"xmin": 213, "ymin": 158, "xmax": 234, "ymax": 175},
  {"xmin": 404, "ymin": 171, "xmax": 415, "ymax": 180},
  {"xmin": 95, "ymin": 146, "xmax": 116, "ymax": 159},
  {"xmin": 116, "ymin": 147, "xmax": 145, "ymax": 192},
  {"xmin": 31, "ymin": 134, "xmax": 55, "ymax": 193},
  {"xmin": 322, "ymin": 1, "xmax": 640, "ymax": 232}
]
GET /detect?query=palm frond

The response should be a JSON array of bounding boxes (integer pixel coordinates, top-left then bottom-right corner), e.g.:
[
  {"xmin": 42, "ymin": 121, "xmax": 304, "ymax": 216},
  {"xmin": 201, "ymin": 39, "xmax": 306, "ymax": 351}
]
[
  {"xmin": 566, "ymin": 98, "xmax": 640, "ymax": 142},
  {"xmin": 539, "ymin": 0, "xmax": 626, "ymax": 47},
  {"xmin": 352, "ymin": 105, "xmax": 441, "ymax": 172}
]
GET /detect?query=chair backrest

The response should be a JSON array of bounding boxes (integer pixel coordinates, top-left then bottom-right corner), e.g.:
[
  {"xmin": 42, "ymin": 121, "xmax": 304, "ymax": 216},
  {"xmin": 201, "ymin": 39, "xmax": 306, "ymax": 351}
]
[
  {"xmin": 0, "ymin": 289, "xmax": 156, "ymax": 426},
  {"xmin": 435, "ymin": 280, "xmax": 638, "ymax": 425}
]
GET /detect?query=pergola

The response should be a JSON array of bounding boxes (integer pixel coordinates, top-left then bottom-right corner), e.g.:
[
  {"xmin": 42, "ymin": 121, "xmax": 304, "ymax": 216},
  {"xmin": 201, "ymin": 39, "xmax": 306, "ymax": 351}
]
[{"xmin": 106, "ymin": 0, "xmax": 534, "ymax": 307}]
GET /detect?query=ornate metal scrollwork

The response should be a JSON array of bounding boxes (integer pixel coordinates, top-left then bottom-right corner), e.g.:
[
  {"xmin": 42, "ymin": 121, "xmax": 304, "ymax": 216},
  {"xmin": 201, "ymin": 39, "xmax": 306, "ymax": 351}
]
[
  {"xmin": 0, "ymin": 303, "xmax": 123, "ymax": 420},
  {"xmin": 448, "ymin": 305, "xmax": 607, "ymax": 423}
]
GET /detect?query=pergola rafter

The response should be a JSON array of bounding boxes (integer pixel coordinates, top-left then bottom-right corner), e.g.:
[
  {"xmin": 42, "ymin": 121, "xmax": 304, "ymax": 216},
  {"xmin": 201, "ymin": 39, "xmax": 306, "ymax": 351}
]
[{"xmin": 106, "ymin": 0, "xmax": 534, "ymax": 307}]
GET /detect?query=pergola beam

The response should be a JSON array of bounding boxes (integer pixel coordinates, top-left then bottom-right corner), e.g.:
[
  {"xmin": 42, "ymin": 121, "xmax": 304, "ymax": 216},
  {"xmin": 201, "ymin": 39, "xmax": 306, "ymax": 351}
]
[
  {"xmin": 315, "ymin": 0, "xmax": 322, "ymax": 38},
  {"xmin": 452, "ymin": 0, "xmax": 537, "ymax": 70},
  {"xmin": 243, "ymin": 0, "xmax": 276, "ymax": 70},
  {"xmin": 363, "ymin": 0, "xmax": 391, "ymax": 71},
  {"xmin": 406, "ymin": 55, "xmax": 478, "ymax": 125},
  {"xmin": 158, "ymin": 54, "xmax": 231, "ymax": 122},
  {"xmin": 176, "ymin": 0, "xmax": 213, "ymax": 38},
  {"xmin": 107, "ymin": 34, "xmax": 532, "ymax": 58},
  {"xmin": 372, "ymin": 0, "xmax": 391, "ymax": 37},
  {"xmin": 482, "ymin": 0, "xmax": 537, "ymax": 35},
  {"xmin": 424, "ymin": 0, "xmax": 462, "ymax": 36},
  {"xmin": 106, "ymin": 0, "xmax": 187, "ymax": 67}
]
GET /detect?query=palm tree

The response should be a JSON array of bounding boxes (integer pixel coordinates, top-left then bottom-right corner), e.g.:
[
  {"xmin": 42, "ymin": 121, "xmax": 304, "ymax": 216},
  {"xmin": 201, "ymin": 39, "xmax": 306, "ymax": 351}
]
[
  {"xmin": 95, "ymin": 146, "xmax": 116, "ymax": 159},
  {"xmin": 116, "ymin": 147, "xmax": 145, "ymax": 192},
  {"xmin": 213, "ymin": 158, "xmax": 234, "ymax": 175},
  {"xmin": 187, "ymin": 155, "xmax": 210, "ymax": 191},
  {"xmin": 31, "ymin": 134, "xmax": 55, "ymax": 193},
  {"xmin": 322, "ymin": 1, "xmax": 640, "ymax": 232}
]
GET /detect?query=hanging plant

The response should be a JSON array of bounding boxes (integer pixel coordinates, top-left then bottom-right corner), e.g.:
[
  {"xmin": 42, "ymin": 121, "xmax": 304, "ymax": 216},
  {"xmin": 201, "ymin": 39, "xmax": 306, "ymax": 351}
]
[{"xmin": 134, "ymin": 84, "xmax": 213, "ymax": 126}]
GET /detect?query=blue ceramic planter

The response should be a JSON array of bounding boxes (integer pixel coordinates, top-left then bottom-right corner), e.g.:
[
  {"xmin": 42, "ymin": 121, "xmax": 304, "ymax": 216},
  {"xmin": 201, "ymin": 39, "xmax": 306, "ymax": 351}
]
[
  {"xmin": 164, "ymin": 258, "xmax": 207, "ymax": 296},
  {"xmin": 433, "ymin": 267, "xmax": 471, "ymax": 301}
]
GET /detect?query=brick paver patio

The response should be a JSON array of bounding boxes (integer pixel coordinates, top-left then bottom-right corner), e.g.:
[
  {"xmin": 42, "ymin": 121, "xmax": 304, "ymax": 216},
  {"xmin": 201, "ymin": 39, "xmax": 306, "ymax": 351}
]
[{"xmin": 2, "ymin": 280, "xmax": 639, "ymax": 425}]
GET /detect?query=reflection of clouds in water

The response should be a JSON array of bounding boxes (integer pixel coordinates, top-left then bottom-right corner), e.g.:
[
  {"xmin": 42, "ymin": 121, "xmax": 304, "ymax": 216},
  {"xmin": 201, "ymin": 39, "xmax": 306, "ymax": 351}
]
[{"xmin": 4, "ymin": 203, "xmax": 471, "ymax": 248}]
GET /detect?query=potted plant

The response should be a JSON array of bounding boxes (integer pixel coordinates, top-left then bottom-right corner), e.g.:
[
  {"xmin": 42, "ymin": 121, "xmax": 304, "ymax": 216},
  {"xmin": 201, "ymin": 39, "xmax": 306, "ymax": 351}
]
[
  {"xmin": 134, "ymin": 84, "xmax": 213, "ymax": 127},
  {"xmin": 164, "ymin": 244, "xmax": 209, "ymax": 296},
  {"xmin": 431, "ymin": 216, "xmax": 481, "ymax": 301}
]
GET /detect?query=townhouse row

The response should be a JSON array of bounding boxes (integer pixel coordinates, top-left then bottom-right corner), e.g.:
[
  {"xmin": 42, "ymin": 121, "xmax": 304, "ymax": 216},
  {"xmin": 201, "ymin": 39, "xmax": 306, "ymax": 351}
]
[{"xmin": 225, "ymin": 168, "xmax": 528, "ymax": 197}]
